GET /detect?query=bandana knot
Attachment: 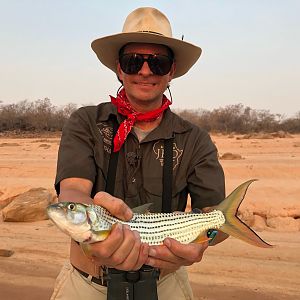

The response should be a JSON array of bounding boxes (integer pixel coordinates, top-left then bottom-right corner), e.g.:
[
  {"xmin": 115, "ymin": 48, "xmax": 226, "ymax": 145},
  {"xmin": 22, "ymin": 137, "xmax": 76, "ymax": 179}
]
[{"xmin": 110, "ymin": 88, "xmax": 171, "ymax": 152}]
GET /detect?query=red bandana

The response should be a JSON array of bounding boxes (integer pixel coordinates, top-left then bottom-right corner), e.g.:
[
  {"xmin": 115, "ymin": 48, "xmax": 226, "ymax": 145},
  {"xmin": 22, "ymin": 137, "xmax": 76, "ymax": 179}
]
[{"xmin": 110, "ymin": 88, "xmax": 171, "ymax": 152}]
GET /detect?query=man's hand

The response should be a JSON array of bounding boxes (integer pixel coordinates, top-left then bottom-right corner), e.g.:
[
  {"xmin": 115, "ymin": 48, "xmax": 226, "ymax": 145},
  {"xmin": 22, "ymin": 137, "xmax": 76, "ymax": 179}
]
[
  {"xmin": 146, "ymin": 238, "xmax": 209, "ymax": 276},
  {"xmin": 86, "ymin": 191, "xmax": 149, "ymax": 271},
  {"xmin": 59, "ymin": 179, "xmax": 149, "ymax": 270}
]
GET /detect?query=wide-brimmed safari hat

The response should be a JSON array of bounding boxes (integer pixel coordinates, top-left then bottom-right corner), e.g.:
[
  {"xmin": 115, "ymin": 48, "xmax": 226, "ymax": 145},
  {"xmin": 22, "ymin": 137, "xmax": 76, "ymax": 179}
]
[{"xmin": 91, "ymin": 7, "xmax": 202, "ymax": 78}]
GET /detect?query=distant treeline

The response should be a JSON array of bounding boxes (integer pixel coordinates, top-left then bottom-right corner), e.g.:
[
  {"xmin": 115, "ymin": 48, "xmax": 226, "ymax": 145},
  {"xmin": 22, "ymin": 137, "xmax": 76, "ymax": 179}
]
[
  {"xmin": 1, "ymin": 99, "xmax": 300, "ymax": 133},
  {"xmin": 177, "ymin": 104, "xmax": 300, "ymax": 134},
  {"xmin": 0, "ymin": 99, "xmax": 77, "ymax": 132}
]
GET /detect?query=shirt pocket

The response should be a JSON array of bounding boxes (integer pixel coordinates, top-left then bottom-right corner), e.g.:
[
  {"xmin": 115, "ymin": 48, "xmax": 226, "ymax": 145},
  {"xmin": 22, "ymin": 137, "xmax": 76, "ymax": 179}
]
[{"xmin": 143, "ymin": 177, "xmax": 187, "ymax": 212}]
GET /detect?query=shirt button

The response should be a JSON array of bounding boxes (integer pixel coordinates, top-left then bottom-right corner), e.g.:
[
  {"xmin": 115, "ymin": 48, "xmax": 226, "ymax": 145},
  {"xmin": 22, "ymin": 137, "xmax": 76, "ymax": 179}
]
[{"xmin": 132, "ymin": 177, "xmax": 136, "ymax": 183}]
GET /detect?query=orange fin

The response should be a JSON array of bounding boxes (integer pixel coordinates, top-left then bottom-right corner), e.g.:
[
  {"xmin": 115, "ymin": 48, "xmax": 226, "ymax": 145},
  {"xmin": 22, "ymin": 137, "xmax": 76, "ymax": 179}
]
[
  {"xmin": 193, "ymin": 233, "xmax": 211, "ymax": 244},
  {"xmin": 93, "ymin": 230, "xmax": 111, "ymax": 241}
]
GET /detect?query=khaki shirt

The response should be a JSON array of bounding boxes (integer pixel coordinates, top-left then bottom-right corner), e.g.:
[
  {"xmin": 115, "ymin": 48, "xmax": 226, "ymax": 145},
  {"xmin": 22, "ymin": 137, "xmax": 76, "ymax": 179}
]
[
  {"xmin": 55, "ymin": 102, "xmax": 225, "ymax": 211},
  {"xmin": 55, "ymin": 102, "xmax": 225, "ymax": 276}
]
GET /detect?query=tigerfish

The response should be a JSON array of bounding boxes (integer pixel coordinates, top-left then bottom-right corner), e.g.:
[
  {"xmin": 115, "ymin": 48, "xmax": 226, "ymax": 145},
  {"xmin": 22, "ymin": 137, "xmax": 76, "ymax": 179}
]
[{"xmin": 47, "ymin": 180, "xmax": 272, "ymax": 248}]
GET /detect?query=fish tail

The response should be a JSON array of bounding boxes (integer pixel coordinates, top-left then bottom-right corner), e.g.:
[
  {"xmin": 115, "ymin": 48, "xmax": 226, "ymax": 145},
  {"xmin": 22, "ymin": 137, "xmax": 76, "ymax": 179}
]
[{"xmin": 217, "ymin": 179, "xmax": 273, "ymax": 248}]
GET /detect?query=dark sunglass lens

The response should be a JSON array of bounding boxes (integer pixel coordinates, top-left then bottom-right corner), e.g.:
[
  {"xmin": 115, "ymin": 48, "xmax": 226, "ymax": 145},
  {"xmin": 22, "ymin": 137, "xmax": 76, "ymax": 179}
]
[
  {"xmin": 148, "ymin": 55, "xmax": 173, "ymax": 75},
  {"xmin": 120, "ymin": 54, "xmax": 143, "ymax": 74}
]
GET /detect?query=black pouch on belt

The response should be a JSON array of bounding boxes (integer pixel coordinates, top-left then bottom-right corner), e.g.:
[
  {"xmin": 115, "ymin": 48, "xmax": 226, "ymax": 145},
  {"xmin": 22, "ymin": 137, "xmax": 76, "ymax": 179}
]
[{"xmin": 107, "ymin": 265, "xmax": 159, "ymax": 300}]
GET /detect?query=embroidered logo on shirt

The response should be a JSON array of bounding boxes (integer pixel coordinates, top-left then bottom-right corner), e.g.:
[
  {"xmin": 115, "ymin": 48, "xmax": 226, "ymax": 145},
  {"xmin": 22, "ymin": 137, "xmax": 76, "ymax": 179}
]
[
  {"xmin": 97, "ymin": 122, "xmax": 113, "ymax": 154},
  {"xmin": 153, "ymin": 141, "xmax": 183, "ymax": 170}
]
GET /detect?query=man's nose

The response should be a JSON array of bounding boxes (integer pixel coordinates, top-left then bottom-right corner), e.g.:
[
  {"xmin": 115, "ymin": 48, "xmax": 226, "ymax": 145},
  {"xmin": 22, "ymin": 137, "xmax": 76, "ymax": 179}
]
[{"xmin": 138, "ymin": 60, "xmax": 153, "ymax": 75}]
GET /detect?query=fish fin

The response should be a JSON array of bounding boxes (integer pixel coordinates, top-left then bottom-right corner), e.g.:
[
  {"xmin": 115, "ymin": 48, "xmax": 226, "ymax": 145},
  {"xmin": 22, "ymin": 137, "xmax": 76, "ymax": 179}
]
[
  {"xmin": 132, "ymin": 203, "xmax": 153, "ymax": 214},
  {"xmin": 92, "ymin": 230, "xmax": 111, "ymax": 242},
  {"xmin": 80, "ymin": 243, "xmax": 93, "ymax": 258},
  {"xmin": 192, "ymin": 233, "xmax": 211, "ymax": 244},
  {"xmin": 173, "ymin": 211, "xmax": 185, "ymax": 215},
  {"xmin": 217, "ymin": 180, "xmax": 273, "ymax": 248},
  {"xmin": 191, "ymin": 208, "xmax": 202, "ymax": 214}
]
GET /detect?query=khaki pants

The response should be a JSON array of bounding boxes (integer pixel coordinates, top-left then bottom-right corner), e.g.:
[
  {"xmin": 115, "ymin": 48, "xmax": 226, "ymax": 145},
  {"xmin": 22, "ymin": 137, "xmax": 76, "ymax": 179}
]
[{"xmin": 51, "ymin": 261, "xmax": 194, "ymax": 300}]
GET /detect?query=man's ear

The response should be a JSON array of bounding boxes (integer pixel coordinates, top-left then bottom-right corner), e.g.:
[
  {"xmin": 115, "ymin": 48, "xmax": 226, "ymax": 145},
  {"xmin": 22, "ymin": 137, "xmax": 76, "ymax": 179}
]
[
  {"xmin": 169, "ymin": 62, "xmax": 176, "ymax": 80},
  {"xmin": 116, "ymin": 62, "xmax": 123, "ymax": 82}
]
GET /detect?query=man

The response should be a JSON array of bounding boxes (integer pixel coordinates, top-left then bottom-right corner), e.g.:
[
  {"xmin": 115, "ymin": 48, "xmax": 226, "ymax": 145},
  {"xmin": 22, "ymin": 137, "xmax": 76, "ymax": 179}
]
[{"xmin": 51, "ymin": 7, "xmax": 226, "ymax": 300}]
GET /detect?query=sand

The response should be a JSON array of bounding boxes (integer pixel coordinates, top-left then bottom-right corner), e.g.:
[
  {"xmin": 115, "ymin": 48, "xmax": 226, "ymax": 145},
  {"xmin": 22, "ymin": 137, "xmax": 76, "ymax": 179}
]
[{"xmin": 0, "ymin": 133, "xmax": 299, "ymax": 300}]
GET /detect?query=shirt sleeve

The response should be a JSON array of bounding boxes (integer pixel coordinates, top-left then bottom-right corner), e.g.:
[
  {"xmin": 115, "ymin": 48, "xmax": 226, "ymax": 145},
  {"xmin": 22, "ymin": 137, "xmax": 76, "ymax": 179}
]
[
  {"xmin": 55, "ymin": 108, "xmax": 97, "ymax": 195},
  {"xmin": 187, "ymin": 130, "xmax": 225, "ymax": 209}
]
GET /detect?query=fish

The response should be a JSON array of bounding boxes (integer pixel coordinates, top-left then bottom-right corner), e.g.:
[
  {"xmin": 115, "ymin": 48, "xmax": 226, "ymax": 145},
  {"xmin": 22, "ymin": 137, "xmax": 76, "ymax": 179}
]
[{"xmin": 47, "ymin": 179, "xmax": 272, "ymax": 248}]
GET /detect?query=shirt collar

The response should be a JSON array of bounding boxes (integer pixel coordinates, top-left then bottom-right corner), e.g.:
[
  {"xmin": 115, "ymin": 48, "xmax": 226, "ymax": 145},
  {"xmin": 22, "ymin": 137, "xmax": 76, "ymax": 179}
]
[{"xmin": 96, "ymin": 103, "xmax": 193, "ymax": 141}]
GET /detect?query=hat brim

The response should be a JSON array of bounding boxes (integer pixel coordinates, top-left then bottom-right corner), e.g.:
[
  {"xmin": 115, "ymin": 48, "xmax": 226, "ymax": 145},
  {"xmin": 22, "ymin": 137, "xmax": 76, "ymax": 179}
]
[{"xmin": 91, "ymin": 32, "xmax": 202, "ymax": 78}]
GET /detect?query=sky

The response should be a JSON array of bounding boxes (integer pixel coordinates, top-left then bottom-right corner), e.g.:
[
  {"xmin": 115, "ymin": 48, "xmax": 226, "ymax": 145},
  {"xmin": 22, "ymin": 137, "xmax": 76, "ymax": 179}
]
[{"xmin": 0, "ymin": 0, "xmax": 299, "ymax": 117}]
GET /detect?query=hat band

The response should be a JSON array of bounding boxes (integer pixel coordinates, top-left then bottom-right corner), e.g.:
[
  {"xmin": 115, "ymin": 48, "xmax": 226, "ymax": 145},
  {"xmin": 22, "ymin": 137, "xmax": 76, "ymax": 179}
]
[{"xmin": 137, "ymin": 30, "xmax": 164, "ymax": 36}]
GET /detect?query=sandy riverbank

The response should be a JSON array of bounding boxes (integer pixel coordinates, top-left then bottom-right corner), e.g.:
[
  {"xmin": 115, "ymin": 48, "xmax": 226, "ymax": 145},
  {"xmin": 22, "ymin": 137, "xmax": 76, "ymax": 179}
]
[{"xmin": 0, "ymin": 133, "xmax": 299, "ymax": 299}]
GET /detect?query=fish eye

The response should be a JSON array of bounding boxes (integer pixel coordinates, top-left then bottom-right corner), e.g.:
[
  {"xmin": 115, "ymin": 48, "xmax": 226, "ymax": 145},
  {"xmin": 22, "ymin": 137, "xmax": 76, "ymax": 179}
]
[{"xmin": 68, "ymin": 203, "xmax": 76, "ymax": 211}]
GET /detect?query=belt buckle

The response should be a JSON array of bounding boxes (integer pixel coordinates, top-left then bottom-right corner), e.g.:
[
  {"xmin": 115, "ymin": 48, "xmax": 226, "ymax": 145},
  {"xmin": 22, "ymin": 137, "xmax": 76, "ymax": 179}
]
[{"xmin": 100, "ymin": 265, "xmax": 108, "ymax": 286}]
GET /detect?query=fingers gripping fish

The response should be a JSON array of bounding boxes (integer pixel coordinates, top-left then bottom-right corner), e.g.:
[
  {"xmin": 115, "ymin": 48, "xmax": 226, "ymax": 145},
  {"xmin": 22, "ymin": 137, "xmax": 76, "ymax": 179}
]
[{"xmin": 47, "ymin": 180, "xmax": 272, "ymax": 248}]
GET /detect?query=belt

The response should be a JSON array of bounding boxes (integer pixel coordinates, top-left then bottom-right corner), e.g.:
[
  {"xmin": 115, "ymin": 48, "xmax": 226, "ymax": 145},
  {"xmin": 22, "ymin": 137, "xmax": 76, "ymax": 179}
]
[
  {"xmin": 73, "ymin": 264, "xmax": 160, "ymax": 288},
  {"xmin": 73, "ymin": 265, "xmax": 108, "ymax": 287}
]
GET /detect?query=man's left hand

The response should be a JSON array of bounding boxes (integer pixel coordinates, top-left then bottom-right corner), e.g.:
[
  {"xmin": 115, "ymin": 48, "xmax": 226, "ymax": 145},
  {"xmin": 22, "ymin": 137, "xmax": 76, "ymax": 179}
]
[{"xmin": 146, "ymin": 238, "xmax": 209, "ymax": 276}]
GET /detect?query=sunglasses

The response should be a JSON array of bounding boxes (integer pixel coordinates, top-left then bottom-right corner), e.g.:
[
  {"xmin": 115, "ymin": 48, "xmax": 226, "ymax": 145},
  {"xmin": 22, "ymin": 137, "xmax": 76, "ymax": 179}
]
[{"xmin": 119, "ymin": 53, "xmax": 174, "ymax": 76}]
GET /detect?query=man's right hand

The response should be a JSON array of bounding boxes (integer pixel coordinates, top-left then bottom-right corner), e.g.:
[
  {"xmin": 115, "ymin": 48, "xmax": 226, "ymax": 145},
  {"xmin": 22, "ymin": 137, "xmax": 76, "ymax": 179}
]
[
  {"xmin": 59, "ymin": 178, "xmax": 149, "ymax": 271},
  {"xmin": 88, "ymin": 191, "xmax": 149, "ymax": 271}
]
